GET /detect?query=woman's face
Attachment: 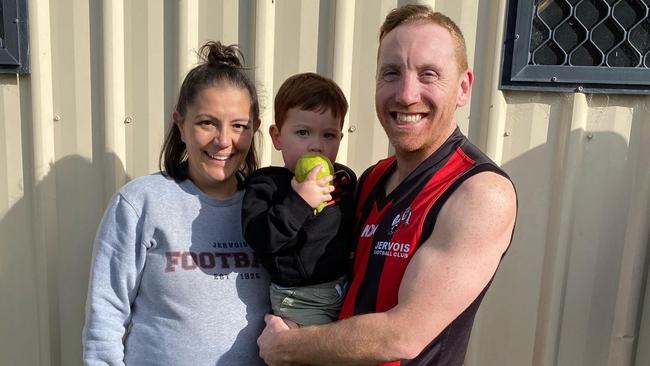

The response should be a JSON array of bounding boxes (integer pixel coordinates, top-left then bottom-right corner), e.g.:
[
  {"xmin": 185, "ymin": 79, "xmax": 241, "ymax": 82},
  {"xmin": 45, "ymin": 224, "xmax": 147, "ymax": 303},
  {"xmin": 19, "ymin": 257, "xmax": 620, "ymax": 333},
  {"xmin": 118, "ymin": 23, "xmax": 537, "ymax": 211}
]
[{"xmin": 174, "ymin": 84, "xmax": 258, "ymax": 199}]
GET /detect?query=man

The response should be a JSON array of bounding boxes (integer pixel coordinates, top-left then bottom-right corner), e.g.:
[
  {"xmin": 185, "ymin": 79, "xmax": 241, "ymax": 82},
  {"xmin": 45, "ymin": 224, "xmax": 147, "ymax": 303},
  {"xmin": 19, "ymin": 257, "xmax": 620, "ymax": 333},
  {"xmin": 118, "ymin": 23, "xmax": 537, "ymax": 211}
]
[{"xmin": 257, "ymin": 5, "xmax": 517, "ymax": 365}]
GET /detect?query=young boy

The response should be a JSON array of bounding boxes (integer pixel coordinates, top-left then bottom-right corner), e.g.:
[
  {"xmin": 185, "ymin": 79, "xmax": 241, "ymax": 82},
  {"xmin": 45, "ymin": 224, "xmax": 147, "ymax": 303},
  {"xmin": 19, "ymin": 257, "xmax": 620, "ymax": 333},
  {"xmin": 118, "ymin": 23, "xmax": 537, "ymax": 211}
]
[{"xmin": 242, "ymin": 73, "xmax": 356, "ymax": 326}]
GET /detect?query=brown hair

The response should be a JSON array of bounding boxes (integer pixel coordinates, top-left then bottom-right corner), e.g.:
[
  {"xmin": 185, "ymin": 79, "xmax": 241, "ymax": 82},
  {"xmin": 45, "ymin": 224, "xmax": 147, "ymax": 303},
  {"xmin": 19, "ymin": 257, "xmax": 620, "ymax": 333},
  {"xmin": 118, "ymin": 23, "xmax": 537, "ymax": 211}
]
[
  {"xmin": 159, "ymin": 41, "xmax": 260, "ymax": 180},
  {"xmin": 274, "ymin": 72, "xmax": 348, "ymax": 130},
  {"xmin": 379, "ymin": 5, "xmax": 468, "ymax": 72}
]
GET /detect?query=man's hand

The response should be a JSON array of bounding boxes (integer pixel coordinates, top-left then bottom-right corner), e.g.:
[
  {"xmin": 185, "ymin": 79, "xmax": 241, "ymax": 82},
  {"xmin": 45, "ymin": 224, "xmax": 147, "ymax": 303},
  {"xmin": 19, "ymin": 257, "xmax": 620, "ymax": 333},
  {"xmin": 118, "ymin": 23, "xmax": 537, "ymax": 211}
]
[
  {"xmin": 258, "ymin": 314, "xmax": 299, "ymax": 366},
  {"xmin": 291, "ymin": 165, "xmax": 334, "ymax": 209}
]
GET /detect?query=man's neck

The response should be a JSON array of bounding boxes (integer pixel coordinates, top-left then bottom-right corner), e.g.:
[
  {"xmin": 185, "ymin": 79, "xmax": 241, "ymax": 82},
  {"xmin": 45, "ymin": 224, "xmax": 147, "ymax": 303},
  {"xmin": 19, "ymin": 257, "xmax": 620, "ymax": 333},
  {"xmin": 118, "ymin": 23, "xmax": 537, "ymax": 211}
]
[
  {"xmin": 385, "ymin": 125, "xmax": 457, "ymax": 195},
  {"xmin": 385, "ymin": 152, "xmax": 426, "ymax": 195}
]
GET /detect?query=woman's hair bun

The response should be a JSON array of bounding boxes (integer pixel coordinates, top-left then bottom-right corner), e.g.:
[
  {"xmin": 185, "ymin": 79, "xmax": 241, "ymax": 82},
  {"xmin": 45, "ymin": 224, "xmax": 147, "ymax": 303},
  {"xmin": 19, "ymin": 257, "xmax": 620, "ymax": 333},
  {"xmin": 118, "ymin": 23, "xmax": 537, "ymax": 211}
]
[{"xmin": 198, "ymin": 41, "xmax": 244, "ymax": 69}]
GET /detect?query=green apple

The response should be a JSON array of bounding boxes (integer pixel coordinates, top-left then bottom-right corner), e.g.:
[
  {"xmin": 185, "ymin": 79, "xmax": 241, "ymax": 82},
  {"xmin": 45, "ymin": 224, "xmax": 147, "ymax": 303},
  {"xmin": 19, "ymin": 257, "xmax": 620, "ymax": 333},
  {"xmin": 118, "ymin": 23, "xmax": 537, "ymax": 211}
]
[{"xmin": 294, "ymin": 153, "xmax": 334, "ymax": 213}]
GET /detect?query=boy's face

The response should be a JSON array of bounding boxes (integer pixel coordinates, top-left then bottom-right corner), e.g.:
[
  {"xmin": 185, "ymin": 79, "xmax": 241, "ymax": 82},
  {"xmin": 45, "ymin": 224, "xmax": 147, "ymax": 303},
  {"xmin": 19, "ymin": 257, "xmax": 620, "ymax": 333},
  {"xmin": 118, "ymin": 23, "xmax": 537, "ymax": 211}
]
[{"xmin": 270, "ymin": 108, "xmax": 343, "ymax": 171}]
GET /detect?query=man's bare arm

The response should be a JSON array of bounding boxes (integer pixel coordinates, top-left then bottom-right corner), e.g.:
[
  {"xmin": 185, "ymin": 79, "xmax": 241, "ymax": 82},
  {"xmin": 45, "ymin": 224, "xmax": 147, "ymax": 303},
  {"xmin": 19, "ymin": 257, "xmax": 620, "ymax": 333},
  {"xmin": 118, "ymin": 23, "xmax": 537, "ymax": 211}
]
[{"xmin": 258, "ymin": 172, "xmax": 517, "ymax": 365}]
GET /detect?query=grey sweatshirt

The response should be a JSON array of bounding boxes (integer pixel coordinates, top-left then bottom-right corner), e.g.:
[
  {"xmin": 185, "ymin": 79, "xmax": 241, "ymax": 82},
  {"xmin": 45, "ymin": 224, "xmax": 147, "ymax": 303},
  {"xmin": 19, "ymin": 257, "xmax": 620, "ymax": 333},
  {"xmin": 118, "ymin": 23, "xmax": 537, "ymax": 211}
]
[{"xmin": 83, "ymin": 173, "xmax": 270, "ymax": 366}]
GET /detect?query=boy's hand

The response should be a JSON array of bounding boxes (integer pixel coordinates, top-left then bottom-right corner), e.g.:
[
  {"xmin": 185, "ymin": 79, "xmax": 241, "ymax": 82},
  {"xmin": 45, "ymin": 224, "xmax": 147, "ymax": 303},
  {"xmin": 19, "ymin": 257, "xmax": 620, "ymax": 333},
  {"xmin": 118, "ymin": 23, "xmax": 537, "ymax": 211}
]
[{"xmin": 291, "ymin": 164, "xmax": 334, "ymax": 210}]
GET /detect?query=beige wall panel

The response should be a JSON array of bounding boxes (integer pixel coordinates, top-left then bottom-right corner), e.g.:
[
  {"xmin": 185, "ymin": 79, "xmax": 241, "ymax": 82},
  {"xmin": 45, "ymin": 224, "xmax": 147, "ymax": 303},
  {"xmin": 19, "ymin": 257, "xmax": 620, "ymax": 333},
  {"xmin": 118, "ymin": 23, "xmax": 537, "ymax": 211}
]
[
  {"xmin": 470, "ymin": 0, "xmax": 509, "ymax": 152},
  {"xmin": 49, "ymin": 1, "xmax": 106, "ymax": 365},
  {"xmin": 628, "ymin": 99, "xmax": 650, "ymax": 366},
  {"xmin": 253, "ymin": 0, "xmax": 276, "ymax": 167},
  {"xmin": 199, "ymin": 0, "xmax": 240, "ymax": 46},
  {"xmin": 267, "ymin": 0, "xmax": 321, "ymax": 166},
  {"xmin": 177, "ymin": 0, "xmax": 200, "ymax": 85},
  {"xmin": 0, "ymin": 76, "xmax": 23, "ymax": 212},
  {"xmin": 467, "ymin": 92, "xmax": 650, "ymax": 366},
  {"xmin": 346, "ymin": 0, "xmax": 396, "ymax": 174},
  {"xmin": 637, "ymin": 158, "xmax": 650, "ymax": 366},
  {"xmin": 125, "ymin": 0, "xmax": 166, "ymax": 177},
  {"xmin": 27, "ymin": 0, "xmax": 61, "ymax": 364},
  {"xmin": 3, "ymin": 1, "xmax": 650, "ymax": 365},
  {"xmin": 555, "ymin": 96, "xmax": 648, "ymax": 366},
  {"xmin": 331, "ymin": 0, "xmax": 355, "ymax": 165},
  {"xmin": 102, "ymin": 0, "xmax": 128, "ymax": 202},
  {"xmin": 274, "ymin": 0, "xmax": 319, "ymax": 78},
  {"xmin": 467, "ymin": 92, "xmax": 565, "ymax": 366},
  {"xmin": 0, "ymin": 76, "xmax": 41, "ymax": 366},
  {"xmin": 639, "ymin": 286, "xmax": 650, "ymax": 365},
  {"xmin": 611, "ymin": 98, "xmax": 650, "ymax": 365}
]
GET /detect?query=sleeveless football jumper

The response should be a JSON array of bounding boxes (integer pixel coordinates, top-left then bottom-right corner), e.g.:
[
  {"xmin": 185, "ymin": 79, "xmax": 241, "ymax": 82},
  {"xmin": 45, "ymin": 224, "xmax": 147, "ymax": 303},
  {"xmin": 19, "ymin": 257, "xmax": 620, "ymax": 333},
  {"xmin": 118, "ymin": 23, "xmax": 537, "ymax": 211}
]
[{"xmin": 339, "ymin": 128, "xmax": 515, "ymax": 366}]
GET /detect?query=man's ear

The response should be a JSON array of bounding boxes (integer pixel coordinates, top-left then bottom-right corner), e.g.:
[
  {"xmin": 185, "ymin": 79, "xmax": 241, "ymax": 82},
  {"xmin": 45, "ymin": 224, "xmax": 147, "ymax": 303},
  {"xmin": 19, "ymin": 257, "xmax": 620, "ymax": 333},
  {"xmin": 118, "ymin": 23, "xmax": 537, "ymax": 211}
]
[
  {"xmin": 172, "ymin": 111, "xmax": 185, "ymax": 142},
  {"xmin": 456, "ymin": 68, "xmax": 474, "ymax": 107},
  {"xmin": 269, "ymin": 124, "xmax": 282, "ymax": 151}
]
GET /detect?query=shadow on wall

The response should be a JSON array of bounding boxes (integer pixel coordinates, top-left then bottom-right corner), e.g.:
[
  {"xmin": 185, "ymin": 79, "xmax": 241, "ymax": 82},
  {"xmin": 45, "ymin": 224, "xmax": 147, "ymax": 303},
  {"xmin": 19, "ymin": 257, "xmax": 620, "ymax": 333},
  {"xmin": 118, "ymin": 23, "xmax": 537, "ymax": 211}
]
[
  {"xmin": 468, "ymin": 121, "xmax": 650, "ymax": 366},
  {"xmin": 0, "ymin": 153, "xmax": 128, "ymax": 366}
]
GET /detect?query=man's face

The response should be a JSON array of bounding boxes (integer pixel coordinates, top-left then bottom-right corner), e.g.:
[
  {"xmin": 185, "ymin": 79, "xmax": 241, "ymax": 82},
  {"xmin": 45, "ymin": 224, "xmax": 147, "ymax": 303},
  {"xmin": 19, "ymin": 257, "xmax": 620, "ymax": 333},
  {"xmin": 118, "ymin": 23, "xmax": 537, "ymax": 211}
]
[{"xmin": 375, "ymin": 22, "xmax": 472, "ymax": 156}]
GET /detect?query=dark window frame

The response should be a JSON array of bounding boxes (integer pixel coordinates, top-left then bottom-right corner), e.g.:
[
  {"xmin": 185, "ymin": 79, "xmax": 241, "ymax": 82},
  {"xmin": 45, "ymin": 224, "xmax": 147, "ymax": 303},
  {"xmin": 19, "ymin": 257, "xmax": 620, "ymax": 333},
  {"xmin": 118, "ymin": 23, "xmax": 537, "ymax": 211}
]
[
  {"xmin": 501, "ymin": 0, "xmax": 650, "ymax": 94},
  {"xmin": 0, "ymin": 0, "xmax": 29, "ymax": 74}
]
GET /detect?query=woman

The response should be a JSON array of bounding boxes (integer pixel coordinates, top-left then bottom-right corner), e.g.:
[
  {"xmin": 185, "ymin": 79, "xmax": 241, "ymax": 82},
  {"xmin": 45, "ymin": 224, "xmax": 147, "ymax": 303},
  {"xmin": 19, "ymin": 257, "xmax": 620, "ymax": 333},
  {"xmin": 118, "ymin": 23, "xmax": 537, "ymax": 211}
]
[{"xmin": 83, "ymin": 42, "xmax": 270, "ymax": 365}]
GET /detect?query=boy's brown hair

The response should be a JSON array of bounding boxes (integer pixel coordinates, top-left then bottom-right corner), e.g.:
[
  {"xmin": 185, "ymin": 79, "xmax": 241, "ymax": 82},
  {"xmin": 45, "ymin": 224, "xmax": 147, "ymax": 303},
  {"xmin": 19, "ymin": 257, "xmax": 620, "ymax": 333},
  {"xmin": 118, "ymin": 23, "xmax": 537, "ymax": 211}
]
[{"xmin": 274, "ymin": 73, "xmax": 348, "ymax": 130}]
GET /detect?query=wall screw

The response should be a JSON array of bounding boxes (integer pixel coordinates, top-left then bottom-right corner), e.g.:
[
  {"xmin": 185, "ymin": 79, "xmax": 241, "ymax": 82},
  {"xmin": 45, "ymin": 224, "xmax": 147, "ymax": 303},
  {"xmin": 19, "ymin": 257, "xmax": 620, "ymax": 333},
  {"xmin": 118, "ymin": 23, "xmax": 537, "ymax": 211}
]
[
  {"xmin": 504, "ymin": 131, "xmax": 511, "ymax": 137},
  {"xmin": 53, "ymin": 115, "xmax": 61, "ymax": 122},
  {"xmin": 587, "ymin": 132, "xmax": 594, "ymax": 140},
  {"xmin": 348, "ymin": 125, "xmax": 357, "ymax": 133},
  {"xmin": 577, "ymin": 86, "xmax": 584, "ymax": 92},
  {"xmin": 124, "ymin": 116, "xmax": 133, "ymax": 124},
  {"xmin": 551, "ymin": 77, "xmax": 557, "ymax": 82}
]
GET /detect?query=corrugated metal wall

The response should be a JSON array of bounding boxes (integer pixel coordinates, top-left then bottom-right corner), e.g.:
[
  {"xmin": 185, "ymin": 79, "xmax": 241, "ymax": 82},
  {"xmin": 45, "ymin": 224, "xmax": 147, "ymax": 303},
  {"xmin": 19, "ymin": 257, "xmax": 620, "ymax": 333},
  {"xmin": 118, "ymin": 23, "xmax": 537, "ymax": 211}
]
[{"xmin": 1, "ymin": 0, "xmax": 648, "ymax": 365}]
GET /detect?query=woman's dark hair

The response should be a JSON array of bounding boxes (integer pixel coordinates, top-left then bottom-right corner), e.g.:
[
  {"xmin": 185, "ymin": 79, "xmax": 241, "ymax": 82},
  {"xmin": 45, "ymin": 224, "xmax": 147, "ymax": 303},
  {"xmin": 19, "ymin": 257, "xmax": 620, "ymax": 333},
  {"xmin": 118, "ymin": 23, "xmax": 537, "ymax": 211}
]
[{"xmin": 159, "ymin": 41, "xmax": 260, "ymax": 181}]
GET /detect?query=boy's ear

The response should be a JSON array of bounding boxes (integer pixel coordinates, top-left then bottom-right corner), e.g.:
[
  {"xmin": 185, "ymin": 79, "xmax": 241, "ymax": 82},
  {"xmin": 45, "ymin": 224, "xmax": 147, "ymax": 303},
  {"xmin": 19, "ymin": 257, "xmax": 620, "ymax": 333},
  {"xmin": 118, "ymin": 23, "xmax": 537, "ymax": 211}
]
[
  {"xmin": 269, "ymin": 124, "xmax": 282, "ymax": 151},
  {"xmin": 172, "ymin": 111, "xmax": 185, "ymax": 142},
  {"xmin": 253, "ymin": 118, "xmax": 261, "ymax": 131}
]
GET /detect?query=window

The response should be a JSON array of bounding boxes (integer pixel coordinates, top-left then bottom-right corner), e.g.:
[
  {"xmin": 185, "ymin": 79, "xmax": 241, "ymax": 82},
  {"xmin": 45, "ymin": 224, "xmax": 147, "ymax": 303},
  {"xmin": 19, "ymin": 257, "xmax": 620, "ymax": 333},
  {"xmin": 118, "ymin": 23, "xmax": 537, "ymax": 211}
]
[
  {"xmin": 0, "ymin": 0, "xmax": 29, "ymax": 74},
  {"xmin": 501, "ymin": 0, "xmax": 650, "ymax": 94}
]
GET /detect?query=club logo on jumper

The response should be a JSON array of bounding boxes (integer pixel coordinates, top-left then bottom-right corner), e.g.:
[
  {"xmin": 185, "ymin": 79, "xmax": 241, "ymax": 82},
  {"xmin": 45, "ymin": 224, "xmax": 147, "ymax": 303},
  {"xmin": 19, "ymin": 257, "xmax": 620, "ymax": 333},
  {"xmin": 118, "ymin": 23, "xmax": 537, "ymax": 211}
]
[
  {"xmin": 388, "ymin": 206, "xmax": 412, "ymax": 234},
  {"xmin": 372, "ymin": 241, "xmax": 411, "ymax": 258},
  {"xmin": 360, "ymin": 223, "xmax": 378, "ymax": 238}
]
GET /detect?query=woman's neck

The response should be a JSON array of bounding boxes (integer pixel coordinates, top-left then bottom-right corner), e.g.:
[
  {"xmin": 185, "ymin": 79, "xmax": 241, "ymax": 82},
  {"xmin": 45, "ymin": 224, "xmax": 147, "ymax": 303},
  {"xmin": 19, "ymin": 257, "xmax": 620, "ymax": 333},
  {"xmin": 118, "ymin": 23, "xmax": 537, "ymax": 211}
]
[{"xmin": 192, "ymin": 175, "xmax": 238, "ymax": 200}]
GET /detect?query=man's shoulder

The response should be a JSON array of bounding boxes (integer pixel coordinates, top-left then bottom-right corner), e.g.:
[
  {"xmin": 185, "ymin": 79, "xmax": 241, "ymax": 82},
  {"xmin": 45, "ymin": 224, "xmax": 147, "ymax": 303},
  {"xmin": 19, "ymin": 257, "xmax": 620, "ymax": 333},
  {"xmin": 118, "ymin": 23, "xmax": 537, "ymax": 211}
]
[
  {"xmin": 435, "ymin": 171, "xmax": 517, "ymax": 252},
  {"xmin": 454, "ymin": 171, "xmax": 516, "ymax": 205}
]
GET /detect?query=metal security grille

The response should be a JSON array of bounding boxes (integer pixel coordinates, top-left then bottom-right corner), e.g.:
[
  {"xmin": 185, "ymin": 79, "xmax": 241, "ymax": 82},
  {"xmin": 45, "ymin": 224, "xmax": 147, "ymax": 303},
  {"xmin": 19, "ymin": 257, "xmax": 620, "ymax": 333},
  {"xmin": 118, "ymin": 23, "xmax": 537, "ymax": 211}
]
[
  {"xmin": 501, "ymin": 0, "xmax": 650, "ymax": 94},
  {"xmin": 0, "ymin": 4, "xmax": 5, "ymax": 48},
  {"xmin": 0, "ymin": 0, "xmax": 29, "ymax": 74}
]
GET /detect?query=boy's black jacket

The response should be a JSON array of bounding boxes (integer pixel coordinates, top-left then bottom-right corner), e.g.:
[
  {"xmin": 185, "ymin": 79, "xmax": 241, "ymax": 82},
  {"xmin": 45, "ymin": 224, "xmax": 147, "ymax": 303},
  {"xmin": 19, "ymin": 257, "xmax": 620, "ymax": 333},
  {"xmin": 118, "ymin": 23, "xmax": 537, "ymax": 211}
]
[{"xmin": 242, "ymin": 164, "xmax": 357, "ymax": 287}]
